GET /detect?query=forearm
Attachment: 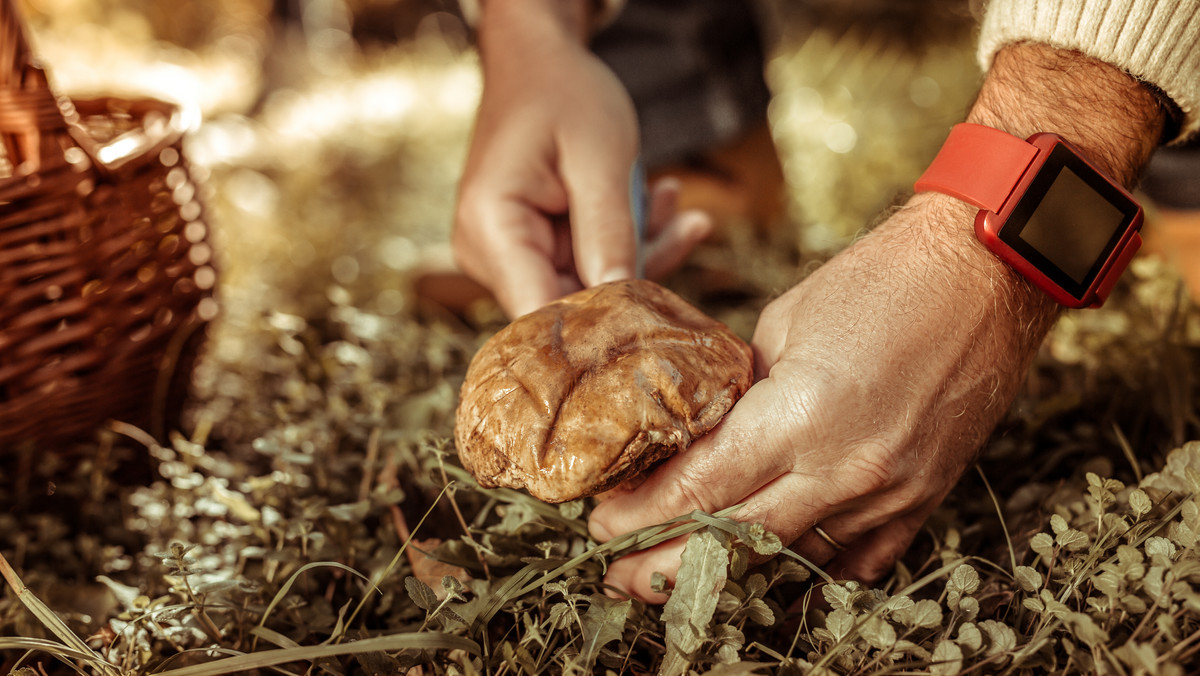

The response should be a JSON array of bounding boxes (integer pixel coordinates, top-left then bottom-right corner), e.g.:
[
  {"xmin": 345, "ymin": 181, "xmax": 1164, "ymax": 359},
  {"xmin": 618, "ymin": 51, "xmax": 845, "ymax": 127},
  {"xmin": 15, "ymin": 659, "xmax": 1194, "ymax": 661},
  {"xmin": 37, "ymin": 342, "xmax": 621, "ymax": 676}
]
[
  {"xmin": 475, "ymin": 0, "xmax": 600, "ymax": 49},
  {"xmin": 900, "ymin": 43, "xmax": 1167, "ymax": 339}
]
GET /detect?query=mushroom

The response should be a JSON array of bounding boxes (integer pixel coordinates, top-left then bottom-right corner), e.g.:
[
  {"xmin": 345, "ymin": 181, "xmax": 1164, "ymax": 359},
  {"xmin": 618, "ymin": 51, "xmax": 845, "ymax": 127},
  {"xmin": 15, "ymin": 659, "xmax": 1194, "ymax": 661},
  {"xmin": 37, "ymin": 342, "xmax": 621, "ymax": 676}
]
[{"xmin": 454, "ymin": 279, "xmax": 754, "ymax": 503}]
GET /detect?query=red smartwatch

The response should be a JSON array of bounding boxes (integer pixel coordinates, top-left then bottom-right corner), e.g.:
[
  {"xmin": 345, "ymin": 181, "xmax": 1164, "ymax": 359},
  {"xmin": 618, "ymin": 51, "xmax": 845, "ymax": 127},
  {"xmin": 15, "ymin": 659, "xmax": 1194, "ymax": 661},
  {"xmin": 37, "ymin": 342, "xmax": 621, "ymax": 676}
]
[{"xmin": 915, "ymin": 123, "xmax": 1143, "ymax": 308}]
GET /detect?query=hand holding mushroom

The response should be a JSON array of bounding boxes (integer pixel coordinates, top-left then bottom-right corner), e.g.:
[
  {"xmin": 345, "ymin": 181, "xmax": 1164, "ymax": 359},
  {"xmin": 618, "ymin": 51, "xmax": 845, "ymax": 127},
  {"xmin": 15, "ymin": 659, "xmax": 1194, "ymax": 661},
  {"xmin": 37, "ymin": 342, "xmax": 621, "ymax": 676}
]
[{"xmin": 452, "ymin": 1, "xmax": 709, "ymax": 319}]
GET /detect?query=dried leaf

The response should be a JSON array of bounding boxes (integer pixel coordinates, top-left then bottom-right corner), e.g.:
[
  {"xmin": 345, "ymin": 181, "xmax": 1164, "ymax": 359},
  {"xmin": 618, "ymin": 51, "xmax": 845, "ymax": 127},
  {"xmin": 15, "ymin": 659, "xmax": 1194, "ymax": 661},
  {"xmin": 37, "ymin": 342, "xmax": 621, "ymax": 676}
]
[
  {"xmin": 579, "ymin": 594, "xmax": 630, "ymax": 670},
  {"xmin": 660, "ymin": 530, "xmax": 729, "ymax": 675}
]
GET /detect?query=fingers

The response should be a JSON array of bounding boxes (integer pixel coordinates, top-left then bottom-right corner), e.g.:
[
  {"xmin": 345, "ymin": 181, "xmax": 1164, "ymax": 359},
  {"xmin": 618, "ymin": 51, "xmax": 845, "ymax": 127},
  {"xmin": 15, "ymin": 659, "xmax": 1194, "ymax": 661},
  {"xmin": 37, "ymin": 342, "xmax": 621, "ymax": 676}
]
[
  {"xmin": 604, "ymin": 537, "xmax": 686, "ymax": 603},
  {"xmin": 558, "ymin": 126, "xmax": 639, "ymax": 288},
  {"xmin": 453, "ymin": 200, "xmax": 563, "ymax": 318},
  {"xmin": 824, "ymin": 509, "xmax": 931, "ymax": 583},
  {"xmin": 589, "ymin": 377, "xmax": 804, "ymax": 542},
  {"xmin": 602, "ymin": 504, "xmax": 930, "ymax": 603}
]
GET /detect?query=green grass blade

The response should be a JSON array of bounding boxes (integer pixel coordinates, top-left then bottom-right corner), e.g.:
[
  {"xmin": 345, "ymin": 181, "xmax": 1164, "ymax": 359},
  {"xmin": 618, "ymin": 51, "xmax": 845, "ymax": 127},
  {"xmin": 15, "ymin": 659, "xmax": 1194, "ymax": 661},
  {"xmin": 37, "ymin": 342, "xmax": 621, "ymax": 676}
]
[
  {"xmin": 254, "ymin": 561, "xmax": 372, "ymax": 642},
  {"xmin": 0, "ymin": 552, "xmax": 122, "ymax": 676},
  {"xmin": 151, "ymin": 632, "xmax": 480, "ymax": 676},
  {"xmin": 0, "ymin": 637, "xmax": 102, "ymax": 664}
]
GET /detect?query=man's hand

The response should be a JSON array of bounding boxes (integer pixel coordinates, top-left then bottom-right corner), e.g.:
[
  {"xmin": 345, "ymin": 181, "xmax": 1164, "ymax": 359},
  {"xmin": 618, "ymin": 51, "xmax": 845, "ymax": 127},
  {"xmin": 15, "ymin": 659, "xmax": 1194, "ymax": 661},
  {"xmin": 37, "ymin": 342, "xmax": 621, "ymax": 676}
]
[
  {"xmin": 588, "ymin": 42, "xmax": 1166, "ymax": 601},
  {"xmin": 453, "ymin": 0, "xmax": 711, "ymax": 318},
  {"xmin": 590, "ymin": 192, "xmax": 1059, "ymax": 600}
]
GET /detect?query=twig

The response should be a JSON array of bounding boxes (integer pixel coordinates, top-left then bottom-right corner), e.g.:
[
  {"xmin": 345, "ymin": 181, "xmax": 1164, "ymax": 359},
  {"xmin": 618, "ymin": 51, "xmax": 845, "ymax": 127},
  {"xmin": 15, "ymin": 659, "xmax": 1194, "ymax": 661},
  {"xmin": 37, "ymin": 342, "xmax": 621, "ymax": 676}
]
[
  {"xmin": 358, "ymin": 427, "xmax": 381, "ymax": 503},
  {"xmin": 436, "ymin": 452, "xmax": 491, "ymax": 578},
  {"xmin": 976, "ymin": 465, "xmax": 1018, "ymax": 578}
]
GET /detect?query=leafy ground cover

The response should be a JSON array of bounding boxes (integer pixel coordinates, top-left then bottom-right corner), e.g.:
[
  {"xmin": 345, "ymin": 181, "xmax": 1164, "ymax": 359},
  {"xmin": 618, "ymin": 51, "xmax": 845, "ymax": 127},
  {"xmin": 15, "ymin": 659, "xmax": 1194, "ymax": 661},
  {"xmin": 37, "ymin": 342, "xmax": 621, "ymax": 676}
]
[{"xmin": 4, "ymin": 2, "xmax": 1200, "ymax": 674}]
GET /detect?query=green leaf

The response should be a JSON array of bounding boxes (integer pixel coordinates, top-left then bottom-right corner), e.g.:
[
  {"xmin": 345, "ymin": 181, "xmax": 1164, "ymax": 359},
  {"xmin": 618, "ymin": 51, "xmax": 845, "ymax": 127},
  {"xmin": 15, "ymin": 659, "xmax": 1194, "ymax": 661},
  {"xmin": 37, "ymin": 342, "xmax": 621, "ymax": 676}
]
[
  {"xmin": 736, "ymin": 522, "xmax": 782, "ymax": 556},
  {"xmin": 1050, "ymin": 514, "xmax": 1069, "ymax": 535},
  {"xmin": 980, "ymin": 620, "xmax": 1017, "ymax": 657},
  {"xmin": 956, "ymin": 622, "xmax": 982, "ymax": 653},
  {"xmin": 743, "ymin": 598, "xmax": 775, "ymax": 627},
  {"xmin": 1066, "ymin": 612, "xmax": 1109, "ymax": 646},
  {"xmin": 774, "ymin": 559, "xmax": 810, "ymax": 583},
  {"xmin": 724, "ymin": 579, "xmax": 747, "ymax": 602},
  {"xmin": 1129, "ymin": 489, "xmax": 1153, "ymax": 517},
  {"xmin": 441, "ymin": 575, "xmax": 467, "ymax": 602},
  {"xmin": 822, "ymin": 584, "xmax": 852, "ymax": 610},
  {"xmin": 859, "ymin": 615, "xmax": 896, "ymax": 650},
  {"xmin": 931, "ymin": 639, "xmax": 963, "ymax": 675},
  {"xmin": 948, "ymin": 564, "xmax": 980, "ymax": 596},
  {"xmin": 958, "ymin": 596, "xmax": 980, "ymax": 619},
  {"xmin": 1030, "ymin": 533, "xmax": 1056, "ymax": 560},
  {"xmin": 825, "ymin": 609, "xmax": 854, "ymax": 642},
  {"xmin": 548, "ymin": 603, "xmax": 573, "ymax": 631},
  {"xmin": 744, "ymin": 573, "xmax": 768, "ymax": 599},
  {"xmin": 659, "ymin": 530, "xmax": 729, "ymax": 676},
  {"xmin": 1114, "ymin": 642, "xmax": 1159, "ymax": 673},
  {"xmin": 579, "ymin": 594, "xmax": 630, "ymax": 671},
  {"xmin": 1146, "ymin": 536, "xmax": 1177, "ymax": 561},
  {"xmin": 1015, "ymin": 566, "xmax": 1042, "ymax": 593},
  {"xmin": 404, "ymin": 576, "xmax": 437, "ymax": 612},
  {"xmin": 1056, "ymin": 528, "xmax": 1089, "ymax": 551},
  {"xmin": 711, "ymin": 624, "xmax": 745, "ymax": 665},
  {"xmin": 1092, "ymin": 570, "xmax": 1121, "ymax": 597},
  {"xmin": 558, "ymin": 500, "xmax": 585, "ymax": 520},
  {"xmin": 326, "ymin": 500, "xmax": 371, "ymax": 522},
  {"xmin": 894, "ymin": 599, "xmax": 941, "ymax": 628},
  {"xmin": 730, "ymin": 547, "xmax": 750, "ymax": 580}
]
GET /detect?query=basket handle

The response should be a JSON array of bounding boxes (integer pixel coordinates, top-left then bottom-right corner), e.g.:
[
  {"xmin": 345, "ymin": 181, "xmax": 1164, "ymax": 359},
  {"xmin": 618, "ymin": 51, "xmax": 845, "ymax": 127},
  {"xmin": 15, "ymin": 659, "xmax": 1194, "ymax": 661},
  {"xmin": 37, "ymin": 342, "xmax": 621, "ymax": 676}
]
[{"xmin": 0, "ymin": 0, "xmax": 68, "ymax": 173}]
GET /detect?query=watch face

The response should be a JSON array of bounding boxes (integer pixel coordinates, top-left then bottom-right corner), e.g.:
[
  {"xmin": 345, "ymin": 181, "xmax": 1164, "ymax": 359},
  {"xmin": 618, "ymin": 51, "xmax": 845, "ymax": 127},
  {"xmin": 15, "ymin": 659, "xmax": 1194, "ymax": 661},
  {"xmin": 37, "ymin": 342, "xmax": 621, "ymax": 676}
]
[{"xmin": 998, "ymin": 143, "xmax": 1140, "ymax": 299}]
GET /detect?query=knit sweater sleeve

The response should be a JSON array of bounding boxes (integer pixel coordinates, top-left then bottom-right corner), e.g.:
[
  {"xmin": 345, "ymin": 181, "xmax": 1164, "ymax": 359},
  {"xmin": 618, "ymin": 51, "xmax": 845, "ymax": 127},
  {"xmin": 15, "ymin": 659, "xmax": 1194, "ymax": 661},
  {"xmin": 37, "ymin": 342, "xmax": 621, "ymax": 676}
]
[
  {"xmin": 977, "ymin": 0, "xmax": 1200, "ymax": 143},
  {"xmin": 457, "ymin": 0, "xmax": 626, "ymax": 31}
]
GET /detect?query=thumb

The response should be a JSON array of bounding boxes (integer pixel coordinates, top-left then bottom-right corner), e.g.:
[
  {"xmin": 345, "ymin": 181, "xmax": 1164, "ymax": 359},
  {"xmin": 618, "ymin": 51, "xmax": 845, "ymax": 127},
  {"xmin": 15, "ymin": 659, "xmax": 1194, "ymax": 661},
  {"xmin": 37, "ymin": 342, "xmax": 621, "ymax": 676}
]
[{"xmin": 560, "ymin": 146, "xmax": 639, "ymax": 287}]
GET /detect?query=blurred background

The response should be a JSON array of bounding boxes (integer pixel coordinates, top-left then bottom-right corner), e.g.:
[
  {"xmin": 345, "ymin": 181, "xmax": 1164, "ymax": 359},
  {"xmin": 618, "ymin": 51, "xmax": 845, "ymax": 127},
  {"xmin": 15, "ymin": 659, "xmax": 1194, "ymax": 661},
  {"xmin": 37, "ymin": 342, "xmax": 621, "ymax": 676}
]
[
  {"xmin": 13, "ymin": 0, "xmax": 1197, "ymax": 418},
  {"xmin": 15, "ymin": 0, "xmax": 993, "ymax": 323}
]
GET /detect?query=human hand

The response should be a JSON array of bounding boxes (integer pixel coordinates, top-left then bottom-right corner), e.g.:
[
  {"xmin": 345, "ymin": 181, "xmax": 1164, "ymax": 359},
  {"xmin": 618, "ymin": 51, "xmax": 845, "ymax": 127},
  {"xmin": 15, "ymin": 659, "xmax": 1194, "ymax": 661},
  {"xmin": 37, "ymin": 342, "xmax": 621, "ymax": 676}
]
[
  {"xmin": 588, "ymin": 42, "xmax": 1167, "ymax": 602},
  {"xmin": 588, "ymin": 192, "xmax": 1060, "ymax": 600},
  {"xmin": 453, "ymin": 0, "xmax": 711, "ymax": 318}
]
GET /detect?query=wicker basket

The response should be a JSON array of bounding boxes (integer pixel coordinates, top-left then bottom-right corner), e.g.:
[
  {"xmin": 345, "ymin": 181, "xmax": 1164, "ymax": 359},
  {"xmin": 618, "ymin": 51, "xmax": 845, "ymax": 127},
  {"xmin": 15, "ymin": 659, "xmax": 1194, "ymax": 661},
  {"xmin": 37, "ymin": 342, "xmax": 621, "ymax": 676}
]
[{"xmin": 0, "ymin": 1, "xmax": 215, "ymax": 450}]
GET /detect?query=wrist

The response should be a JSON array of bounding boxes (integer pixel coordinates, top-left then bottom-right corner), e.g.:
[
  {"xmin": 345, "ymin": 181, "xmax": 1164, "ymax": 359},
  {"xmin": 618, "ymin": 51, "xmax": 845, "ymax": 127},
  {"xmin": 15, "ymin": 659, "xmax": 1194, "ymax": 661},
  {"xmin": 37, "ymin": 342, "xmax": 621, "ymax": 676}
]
[
  {"xmin": 910, "ymin": 42, "xmax": 1164, "ymax": 315},
  {"xmin": 896, "ymin": 192, "xmax": 1062, "ymax": 323},
  {"xmin": 966, "ymin": 42, "xmax": 1165, "ymax": 187},
  {"xmin": 478, "ymin": 0, "xmax": 595, "ymax": 48}
]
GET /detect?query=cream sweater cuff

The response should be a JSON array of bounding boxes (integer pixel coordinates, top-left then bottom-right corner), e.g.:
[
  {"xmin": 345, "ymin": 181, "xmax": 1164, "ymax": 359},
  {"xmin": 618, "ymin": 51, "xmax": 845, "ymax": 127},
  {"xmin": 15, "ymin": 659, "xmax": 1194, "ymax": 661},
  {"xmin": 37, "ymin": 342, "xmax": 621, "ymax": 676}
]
[{"xmin": 977, "ymin": 0, "xmax": 1200, "ymax": 143}]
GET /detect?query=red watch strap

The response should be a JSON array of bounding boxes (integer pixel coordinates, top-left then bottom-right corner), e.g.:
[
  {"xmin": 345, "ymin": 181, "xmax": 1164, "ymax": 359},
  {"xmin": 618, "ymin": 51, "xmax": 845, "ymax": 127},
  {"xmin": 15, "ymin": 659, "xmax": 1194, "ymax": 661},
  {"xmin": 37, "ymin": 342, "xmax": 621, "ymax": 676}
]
[{"xmin": 914, "ymin": 123, "xmax": 1040, "ymax": 212}]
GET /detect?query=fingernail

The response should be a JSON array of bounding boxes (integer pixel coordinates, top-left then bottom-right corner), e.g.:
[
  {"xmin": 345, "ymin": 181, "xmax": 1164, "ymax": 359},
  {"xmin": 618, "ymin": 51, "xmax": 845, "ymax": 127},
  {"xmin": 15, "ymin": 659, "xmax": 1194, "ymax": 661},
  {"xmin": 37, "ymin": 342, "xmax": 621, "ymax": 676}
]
[
  {"xmin": 597, "ymin": 267, "xmax": 634, "ymax": 285},
  {"xmin": 588, "ymin": 518, "xmax": 613, "ymax": 542}
]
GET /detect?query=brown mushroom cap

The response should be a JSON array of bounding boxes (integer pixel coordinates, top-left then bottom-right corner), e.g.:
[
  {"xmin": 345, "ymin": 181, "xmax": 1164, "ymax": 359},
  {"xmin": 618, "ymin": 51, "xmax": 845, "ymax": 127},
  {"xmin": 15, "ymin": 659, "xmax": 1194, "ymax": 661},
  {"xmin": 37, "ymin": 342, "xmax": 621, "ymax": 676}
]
[{"xmin": 454, "ymin": 279, "xmax": 754, "ymax": 503}]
